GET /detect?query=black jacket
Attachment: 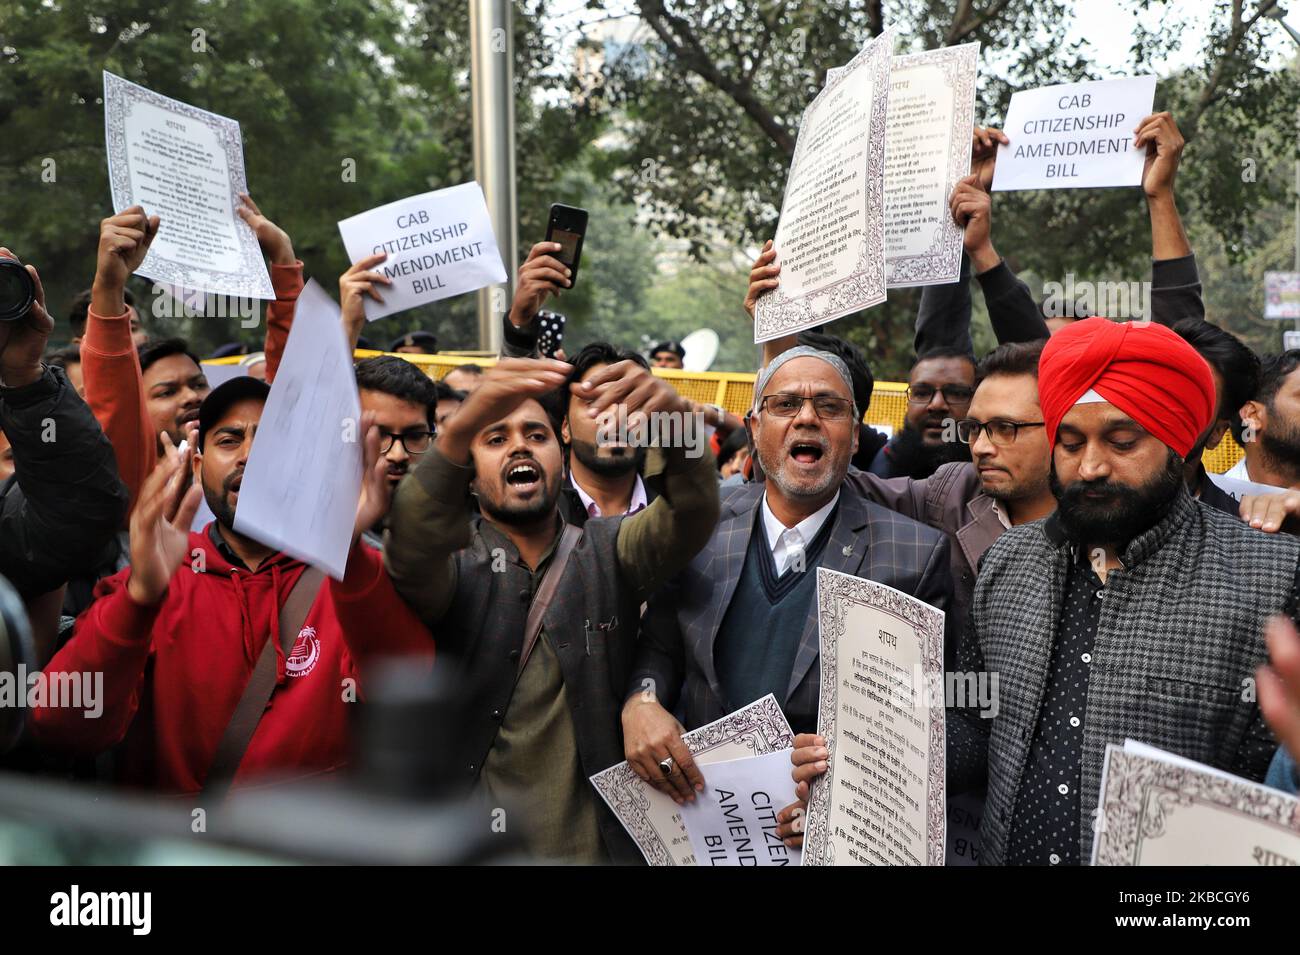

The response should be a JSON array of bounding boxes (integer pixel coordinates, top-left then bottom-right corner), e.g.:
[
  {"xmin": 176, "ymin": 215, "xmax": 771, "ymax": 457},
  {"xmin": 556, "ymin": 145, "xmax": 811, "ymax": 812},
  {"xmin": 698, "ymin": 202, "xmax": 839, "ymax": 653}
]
[{"xmin": 0, "ymin": 365, "xmax": 128, "ymax": 599}]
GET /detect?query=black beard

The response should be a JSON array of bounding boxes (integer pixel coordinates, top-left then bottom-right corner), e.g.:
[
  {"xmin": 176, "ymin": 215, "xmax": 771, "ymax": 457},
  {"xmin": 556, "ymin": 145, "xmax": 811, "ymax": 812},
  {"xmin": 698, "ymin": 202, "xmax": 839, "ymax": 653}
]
[
  {"xmin": 204, "ymin": 470, "xmax": 239, "ymax": 529},
  {"xmin": 890, "ymin": 422, "xmax": 970, "ymax": 479},
  {"xmin": 1260, "ymin": 411, "xmax": 1300, "ymax": 470},
  {"xmin": 1050, "ymin": 449, "xmax": 1184, "ymax": 548},
  {"xmin": 570, "ymin": 436, "xmax": 645, "ymax": 477},
  {"xmin": 476, "ymin": 466, "xmax": 561, "ymax": 527}
]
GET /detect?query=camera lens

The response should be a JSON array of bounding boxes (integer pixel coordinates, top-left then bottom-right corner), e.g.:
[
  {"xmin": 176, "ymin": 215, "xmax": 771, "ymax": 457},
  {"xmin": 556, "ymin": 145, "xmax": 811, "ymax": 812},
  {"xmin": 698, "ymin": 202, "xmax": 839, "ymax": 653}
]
[{"xmin": 0, "ymin": 258, "xmax": 36, "ymax": 323}]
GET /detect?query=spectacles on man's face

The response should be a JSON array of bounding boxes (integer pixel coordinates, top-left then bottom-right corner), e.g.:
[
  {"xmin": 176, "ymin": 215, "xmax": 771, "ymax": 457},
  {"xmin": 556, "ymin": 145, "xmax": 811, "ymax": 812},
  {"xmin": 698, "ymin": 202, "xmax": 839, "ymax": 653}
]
[
  {"xmin": 378, "ymin": 429, "xmax": 435, "ymax": 454},
  {"xmin": 956, "ymin": 418, "xmax": 1045, "ymax": 447},
  {"xmin": 758, "ymin": 393, "xmax": 855, "ymax": 421},
  {"xmin": 907, "ymin": 384, "xmax": 975, "ymax": 406}
]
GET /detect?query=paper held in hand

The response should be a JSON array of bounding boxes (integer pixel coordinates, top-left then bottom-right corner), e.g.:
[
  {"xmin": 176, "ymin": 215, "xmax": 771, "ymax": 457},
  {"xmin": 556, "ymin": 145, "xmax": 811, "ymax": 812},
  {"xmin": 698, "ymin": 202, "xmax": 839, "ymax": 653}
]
[
  {"xmin": 589, "ymin": 694, "xmax": 795, "ymax": 866},
  {"xmin": 678, "ymin": 749, "xmax": 802, "ymax": 866},
  {"xmin": 232, "ymin": 279, "xmax": 363, "ymax": 580},
  {"xmin": 337, "ymin": 182, "xmax": 507, "ymax": 321},
  {"xmin": 992, "ymin": 76, "xmax": 1157, "ymax": 192},
  {"xmin": 1092, "ymin": 740, "xmax": 1300, "ymax": 866},
  {"xmin": 802, "ymin": 568, "xmax": 947, "ymax": 866},
  {"xmin": 753, "ymin": 30, "xmax": 893, "ymax": 343},
  {"xmin": 102, "ymin": 71, "xmax": 274, "ymax": 300}
]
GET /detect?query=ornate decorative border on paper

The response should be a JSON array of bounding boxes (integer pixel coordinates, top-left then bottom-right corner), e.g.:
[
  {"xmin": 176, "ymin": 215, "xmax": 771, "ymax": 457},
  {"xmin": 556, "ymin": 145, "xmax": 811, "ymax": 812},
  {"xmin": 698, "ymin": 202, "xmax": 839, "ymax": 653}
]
[
  {"xmin": 754, "ymin": 30, "xmax": 893, "ymax": 343},
  {"xmin": 102, "ymin": 71, "xmax": 274, "ymax": 299},
  {"xmin": 802, "ymin": 568, "xmax": 947, "ymax": 866},
  {"xmin": 885, "ymin": 42, "xmax": 980, "ymax": 288},
  {"xmin": 1093, "ymin": 747, "xmax": 1300, "ymax": 866},
  {"xmin": 589, "ymin": 694, "xmax": 795, "ymax": 866}
]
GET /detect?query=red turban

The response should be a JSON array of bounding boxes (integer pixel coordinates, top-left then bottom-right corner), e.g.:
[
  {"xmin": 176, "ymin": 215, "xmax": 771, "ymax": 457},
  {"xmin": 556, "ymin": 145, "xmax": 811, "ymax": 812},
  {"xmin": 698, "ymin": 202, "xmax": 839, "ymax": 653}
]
[{"xmin": 1037, "ymin": 317, "xmax": 1215, "ymax": 458}]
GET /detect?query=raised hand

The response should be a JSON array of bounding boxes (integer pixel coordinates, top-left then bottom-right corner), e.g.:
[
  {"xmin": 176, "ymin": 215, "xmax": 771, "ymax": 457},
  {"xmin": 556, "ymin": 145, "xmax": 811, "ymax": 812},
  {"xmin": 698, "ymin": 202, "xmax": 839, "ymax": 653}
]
[
  {"xmin": 972, "ymin": 126, "xmax": 1010, "ymax": 193},
  {"xmin": 126, "ymin": 432, "xmax": 203, "ymax": 606},
  {"xmin": 353, "ymin": 412, "xmax": 391, "ymax": 541},
  {"xmin": 0, "ymin": 249, "xmax": 53, "ymax": 388},
  {"xmin": 575, "ymin": 358, "xmax": 690, "ymax": 423},
  {"xmin": 949, "ymin": 175, "xmax": 1000, "ymax": 273},
  {"xmin": 744, "ymin": 239, "xmax": 779, "ymax": 318},
  {"xmin": 508, "ymin": 241, "xmax": 570, "ymax": 329},
  {"xmin": 236, "ymin": 193, "xmax": 296, "ymax": 266},
  {"xmin": 436, "ymin": 357, "xmax": 572, "ymax": 464},
  {"xmin": 339, "ymin": 253, "xmax": 392, "ymax": 350},
  {"xmin": 1135, "ymin": 111, "xmax": 1184, "ymax": 201},
  {"xmin": 91, "ymin": 207, "xmax": 160, "ymax": 316}
]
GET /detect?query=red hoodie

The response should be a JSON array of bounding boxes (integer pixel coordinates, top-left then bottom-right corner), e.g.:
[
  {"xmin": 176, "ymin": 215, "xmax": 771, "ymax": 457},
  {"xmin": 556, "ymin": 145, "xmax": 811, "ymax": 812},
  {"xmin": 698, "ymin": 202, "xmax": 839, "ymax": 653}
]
[{"xmin": 33, "ymin": 526, "xmax": 433, "ymax": 794}]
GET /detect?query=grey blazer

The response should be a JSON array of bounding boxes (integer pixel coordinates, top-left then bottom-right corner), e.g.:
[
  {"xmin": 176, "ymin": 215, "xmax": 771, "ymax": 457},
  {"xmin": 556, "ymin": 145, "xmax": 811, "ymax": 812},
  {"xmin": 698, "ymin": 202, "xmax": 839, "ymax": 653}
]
[{"xmin": 631, "ymin": 478, "xmax": 953, "ymax": 732}]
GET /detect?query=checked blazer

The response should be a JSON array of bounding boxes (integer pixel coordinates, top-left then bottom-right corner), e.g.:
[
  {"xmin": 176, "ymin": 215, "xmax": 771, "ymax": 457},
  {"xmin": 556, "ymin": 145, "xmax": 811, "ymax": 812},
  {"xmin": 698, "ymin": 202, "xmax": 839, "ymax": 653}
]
[
  {"xmin": 952, "ymin": 489, "xmax": 1300, "ymax": 865},
  {"xmin": 631, "ymin": 476, "xmax": 953, "ymax": 731}
]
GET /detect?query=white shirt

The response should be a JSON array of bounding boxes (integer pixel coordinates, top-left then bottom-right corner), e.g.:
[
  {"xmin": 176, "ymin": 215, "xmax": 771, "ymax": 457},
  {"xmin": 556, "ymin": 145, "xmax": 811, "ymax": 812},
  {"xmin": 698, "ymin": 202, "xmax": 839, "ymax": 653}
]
[
  {"xmin": 760, "ymin": 491, "xmax": 840, "ymax": 576},
  {"xmin": 571, "ymin": 474, "xmax": 648, "ymax": 518}
]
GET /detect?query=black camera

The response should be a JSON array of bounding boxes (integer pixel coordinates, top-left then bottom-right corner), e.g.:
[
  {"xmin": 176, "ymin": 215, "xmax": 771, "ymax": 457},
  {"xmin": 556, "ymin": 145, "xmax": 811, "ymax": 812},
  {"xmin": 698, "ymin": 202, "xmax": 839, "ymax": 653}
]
[{"xmin": 0, "ymin": 256, "xmax": 36, "ymax": 323}]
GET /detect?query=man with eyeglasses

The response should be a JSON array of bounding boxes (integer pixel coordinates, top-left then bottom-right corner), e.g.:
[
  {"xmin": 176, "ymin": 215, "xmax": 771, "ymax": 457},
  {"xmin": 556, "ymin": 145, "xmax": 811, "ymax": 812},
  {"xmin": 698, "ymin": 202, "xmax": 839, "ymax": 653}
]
[
  {"xmin": 354, "ymin": 356, "xmax": 439, "ymax": 547},
  {"xmin": 867, "ymin": 346, "xmax": 977, "ymax": 480},
  {"xmin": 622, "ymin": 345, "xmax": 952, "ymax": 803}
]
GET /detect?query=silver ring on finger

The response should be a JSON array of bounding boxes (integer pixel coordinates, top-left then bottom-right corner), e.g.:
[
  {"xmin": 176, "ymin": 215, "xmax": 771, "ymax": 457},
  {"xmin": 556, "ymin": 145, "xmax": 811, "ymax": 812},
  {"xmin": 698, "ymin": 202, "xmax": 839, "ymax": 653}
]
[{"xmin": 658, "ymin": 756, "xmax": 675, "ymax": 777}]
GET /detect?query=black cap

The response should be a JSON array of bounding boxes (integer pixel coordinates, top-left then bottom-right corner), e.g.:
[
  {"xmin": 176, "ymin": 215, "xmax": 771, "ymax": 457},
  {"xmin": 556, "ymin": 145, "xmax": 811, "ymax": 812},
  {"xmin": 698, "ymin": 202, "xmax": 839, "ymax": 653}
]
[
  {"xmin": 389, "ymin": 331, "xmax": 439, "ymax": 353},
  {"xmin": 650, "ymin": 340, "xmax": 685, "ymax": 359},
  {"xmin": 197, "ymin": 376, "xmax": 270, "ymax": 451}
]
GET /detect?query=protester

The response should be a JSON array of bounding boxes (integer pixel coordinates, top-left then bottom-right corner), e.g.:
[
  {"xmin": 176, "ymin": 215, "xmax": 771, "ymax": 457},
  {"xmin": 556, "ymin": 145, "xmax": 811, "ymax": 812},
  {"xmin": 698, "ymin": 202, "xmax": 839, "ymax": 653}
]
[
  {"xmin": 46, "ymin": 345, "xmax": 83, "ymax": 398},
  {"xmin": 389, "ymin": 331, "xmax": 438, "ymax": 354},
  {"xmin": 354, "ymin": 355, "xmax": 438, "ymax": 545},
  {"xmin": 783, "ymin": 318, "xmax": 1300, "ymax": 866},
  {"xmin": 442, "ymin": 364, "xmax": 484, "ymax": 394},
  {"xmin": 1231, "ymin": 351, "xmax": 1300, "ymax": 490},
  {"xmin": 559, "ymin": 342, "xmax": 655, "ymax": 523},
  {"xmin": 67, "ymin": 287, "xmax": 145, "ymax": 348},
  {"xmin": 503, "ymin": 240, "xmax": 571, "ymax": 359},
  {"xmin": 434, "ymin": 380, "xmax": 465, "ymax": 430},
  {"xmin": 623, "ymin": 345, "xmax": 952, "ymax": 804},
  {"xmin": 137, "ymin": 338, "xmax": 210, "ymax": 450},
  {"xmin": 868, "ymin": 346, "xmax": 977, "ymax": 479},
  {"xmin": 382, "ymin": 356, "xmax": 719, "ymax": 863},
  {"xmin": 0, "ymin": 248, "xmax": 128, "ymax": 664},
  {"xmin": 649, "ymin": 340, "xmax": 685, "ymax": 369},
  {"xmin": 32, "ymin": 378, "xmax": 433, "ymax": 794},
  {"xmin": 83, "ymin": 196, "xmax": 303, "ymax": 514},
  {"xmin": 716, "ymin": 427, "xmax": 749, "ymax": 481}
]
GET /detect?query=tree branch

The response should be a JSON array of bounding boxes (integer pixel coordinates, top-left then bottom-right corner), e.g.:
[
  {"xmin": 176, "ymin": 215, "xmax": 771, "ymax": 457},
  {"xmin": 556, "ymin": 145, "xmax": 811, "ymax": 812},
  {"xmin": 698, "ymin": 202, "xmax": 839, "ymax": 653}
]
[
  {"xmin": 636, "ymin": 0, "xmax": 796, "ymax": 155},
  {"xmin": 947, "ymin": 0, "xmax": 1015, "ymax": 46}
]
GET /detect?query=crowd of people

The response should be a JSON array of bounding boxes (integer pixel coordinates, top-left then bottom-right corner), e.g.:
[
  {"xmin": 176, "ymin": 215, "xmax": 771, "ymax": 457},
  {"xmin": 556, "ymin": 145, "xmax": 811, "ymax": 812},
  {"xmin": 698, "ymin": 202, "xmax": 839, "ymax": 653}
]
[{"xmin": 2, "ymin": 110, "xmax": 1300, "ymax": 867}]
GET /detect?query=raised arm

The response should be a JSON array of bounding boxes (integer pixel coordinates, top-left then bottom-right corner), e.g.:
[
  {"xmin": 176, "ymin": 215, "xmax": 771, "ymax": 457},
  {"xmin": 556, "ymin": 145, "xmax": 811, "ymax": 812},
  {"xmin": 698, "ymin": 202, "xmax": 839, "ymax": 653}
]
[
  {"xmin": 236, "ymin": 194, "xmax": 303, "ymax": 382},
  {"xmin": 501, "ymin": 240, "xmax": 571, "ymax": 358},
  {"xmin": 1135, "ymin": 112, "xmax": 1203, "ymax": 326}
]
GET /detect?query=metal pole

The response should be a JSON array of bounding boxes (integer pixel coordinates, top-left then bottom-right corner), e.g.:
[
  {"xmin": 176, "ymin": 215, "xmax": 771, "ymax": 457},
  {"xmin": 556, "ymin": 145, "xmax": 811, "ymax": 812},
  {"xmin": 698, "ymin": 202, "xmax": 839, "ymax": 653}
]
[{"xmin": 470, "ymin": 0, "xmax": 517, "ymax": 354}]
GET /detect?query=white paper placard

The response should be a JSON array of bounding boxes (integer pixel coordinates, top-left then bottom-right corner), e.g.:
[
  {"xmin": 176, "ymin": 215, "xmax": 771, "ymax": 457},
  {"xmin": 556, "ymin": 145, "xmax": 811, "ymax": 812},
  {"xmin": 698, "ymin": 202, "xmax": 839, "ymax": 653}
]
[
  {"xmin": 232, "ymin": 279, "xmax": 362, "ymax": 579},
  {"xmin": 679, "ymin": 749, "xmax": 802, "ymax": 866},
  {"xmin": 337, "ymin": 182, "xmax": 507, "ymax": 321},
  {"xmin": 992, "ymin": 76, "xmax": 1156, "ymax": 192},
  {"xmin": 102, "ymin": 71, "xmax": 274, "ymax": 300}
]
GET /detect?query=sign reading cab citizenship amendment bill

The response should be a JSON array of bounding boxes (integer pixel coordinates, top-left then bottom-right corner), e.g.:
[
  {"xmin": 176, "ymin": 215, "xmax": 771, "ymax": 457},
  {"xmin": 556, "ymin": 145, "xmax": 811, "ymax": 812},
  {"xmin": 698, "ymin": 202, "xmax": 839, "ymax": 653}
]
[
  {"xmin": 802, "ymin": 568, "xmax": 946, "ymax": 866},
  {"xmin": 992, "ymin": 76, "xmax": 1156, "ymax": 192},
  {"xmin": 337, "ymin": 182, "xmax": 507, "ymax": 321},
  {"xmin": 753, "ymin": 30, "xmax": 893, "ymax": 343},
  {"xmin": 103, "ymin": 71, "xmax": 274, "ymax": 300}
]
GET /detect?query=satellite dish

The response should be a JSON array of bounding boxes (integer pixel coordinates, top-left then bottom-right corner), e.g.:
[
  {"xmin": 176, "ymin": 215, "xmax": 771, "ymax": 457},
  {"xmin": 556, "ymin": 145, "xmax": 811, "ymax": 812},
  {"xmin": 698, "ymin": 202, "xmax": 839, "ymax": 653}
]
[{"xmin": 679, "ymin": 328, "xmax": 719, "ymax": 372}]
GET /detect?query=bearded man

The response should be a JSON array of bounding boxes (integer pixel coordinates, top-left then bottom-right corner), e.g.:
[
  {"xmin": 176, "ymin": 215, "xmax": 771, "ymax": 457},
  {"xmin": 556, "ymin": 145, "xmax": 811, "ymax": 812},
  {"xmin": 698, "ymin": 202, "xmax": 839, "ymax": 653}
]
[{"xmin": 939, "ymin": 318, "xmax": 1300, "ymax": 866}]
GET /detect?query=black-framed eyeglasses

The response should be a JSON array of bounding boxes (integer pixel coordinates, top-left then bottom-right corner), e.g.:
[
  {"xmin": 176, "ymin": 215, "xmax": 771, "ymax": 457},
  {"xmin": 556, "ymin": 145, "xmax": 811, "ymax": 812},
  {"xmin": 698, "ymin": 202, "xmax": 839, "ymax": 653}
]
[
  {"xmin": 907, "ymin": 384, "xmax": 975, "ymax": 406},
  {"xmin": 956, "ymin": 418, "xmax": 1045, "ymax": 447},
  {"xmin": 758, "ymin": 393, "xmax": 855, "ymax": 421},
  {"xmin": 378, "ymin": 430, "xmax": 435, "ymax": 454}
]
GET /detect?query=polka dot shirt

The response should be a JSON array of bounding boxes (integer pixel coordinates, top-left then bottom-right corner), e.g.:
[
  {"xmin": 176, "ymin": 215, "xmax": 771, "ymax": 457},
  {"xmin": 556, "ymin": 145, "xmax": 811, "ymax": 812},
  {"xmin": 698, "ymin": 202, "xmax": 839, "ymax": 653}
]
[{"xmin": 1005, "ymin": 548, "xmax": 1102, "ymax": 866}]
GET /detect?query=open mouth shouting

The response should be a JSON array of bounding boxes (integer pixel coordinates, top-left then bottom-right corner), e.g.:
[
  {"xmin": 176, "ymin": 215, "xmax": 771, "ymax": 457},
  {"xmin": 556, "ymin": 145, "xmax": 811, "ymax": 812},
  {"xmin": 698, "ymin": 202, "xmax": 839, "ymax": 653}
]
[
  {"xmin": 503, "ymin": 458, "xmax": 544, "ymax": 496},
  {"xmin": 788, "ymin": 439, "xmax": 826, "ymax": 469}
]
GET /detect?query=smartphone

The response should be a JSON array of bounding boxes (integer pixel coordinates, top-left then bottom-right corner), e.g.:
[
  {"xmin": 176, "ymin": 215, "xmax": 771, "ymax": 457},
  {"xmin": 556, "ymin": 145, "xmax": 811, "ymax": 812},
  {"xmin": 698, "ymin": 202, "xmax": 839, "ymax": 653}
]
[{"xmin": 543, "ymin": 204, "xmax": 587, "ymax": 289}]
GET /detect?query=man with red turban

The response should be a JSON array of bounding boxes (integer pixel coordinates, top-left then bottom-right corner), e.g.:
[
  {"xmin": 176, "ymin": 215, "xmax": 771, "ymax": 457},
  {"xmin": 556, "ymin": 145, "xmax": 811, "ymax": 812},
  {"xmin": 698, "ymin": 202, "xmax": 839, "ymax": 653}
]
[{"xmin": 947, "ymin": 315, "xmax": 1300, "ymax": 866}]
